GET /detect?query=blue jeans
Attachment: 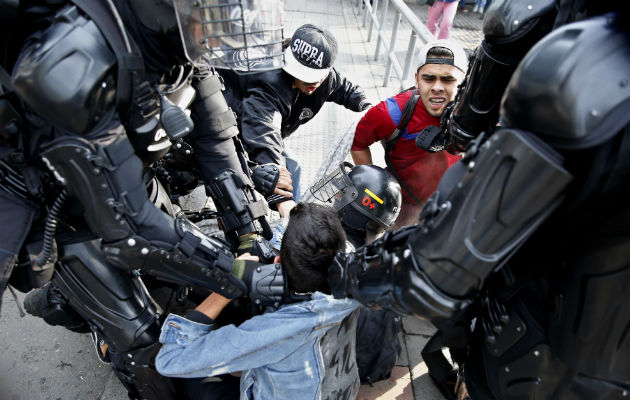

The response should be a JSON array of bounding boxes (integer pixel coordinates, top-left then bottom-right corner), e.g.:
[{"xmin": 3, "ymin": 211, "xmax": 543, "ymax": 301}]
[
  {"xmin": 269, "ymin": 222, "xmax": 286, "ymax": 251},
  {"xmin": 284, "ymin": 153, "xmax": 301, "ymax": 202}
]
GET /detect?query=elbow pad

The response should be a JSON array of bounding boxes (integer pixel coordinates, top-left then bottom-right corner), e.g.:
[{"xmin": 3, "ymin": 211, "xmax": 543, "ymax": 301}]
[
  {"xmin": 102, "ymin": 217, "xmax": 246, "ymax": 299},
  {"xmin": 40, "ymin": 133, "xmax": 245, "ymax": 298},
  {"xmin": 192, "ymin": 72, "xmax": 239, "ymax": 141},
  {"xmin": 406, "ymin": 129, "xmax": 572, "ymax": 303}
]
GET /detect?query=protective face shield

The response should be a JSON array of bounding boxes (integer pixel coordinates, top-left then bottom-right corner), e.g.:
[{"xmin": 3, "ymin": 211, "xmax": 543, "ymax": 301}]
[
  {"xmin": 310, "ymin": 162, "xmax": 402, "ymax": 234},
  {"xmin": 173, "ymin": 0, "xmax": 285, "ymax": 72}
]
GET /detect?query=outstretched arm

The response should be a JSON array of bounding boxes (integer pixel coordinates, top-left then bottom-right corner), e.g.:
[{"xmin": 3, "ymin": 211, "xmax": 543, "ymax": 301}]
[
  {"xmin": 330, "ymin": 128, "xmax": 572, "ymax": 324},
  {"xmin": 327, "ymin": 69, "xmax": 371, "ymax": 111}
]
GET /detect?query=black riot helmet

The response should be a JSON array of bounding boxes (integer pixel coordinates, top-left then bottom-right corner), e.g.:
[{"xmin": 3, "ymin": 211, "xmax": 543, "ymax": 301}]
[{"xmin": 310, "ymin": 162, "xmax": 402, "ymax": 236}]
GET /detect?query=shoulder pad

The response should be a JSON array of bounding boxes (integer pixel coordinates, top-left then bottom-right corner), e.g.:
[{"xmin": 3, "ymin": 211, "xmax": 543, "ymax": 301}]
[
  {"xmin": 484, "ymin": 0, "xmax": 556, "ymax": 38},
  {"xmin": 501, "ymin": 15, "xmax": 630, "ymax": 149},
  {"xmin": 13, "ymin": 6, "xmax": 116, "ymax": 133}
]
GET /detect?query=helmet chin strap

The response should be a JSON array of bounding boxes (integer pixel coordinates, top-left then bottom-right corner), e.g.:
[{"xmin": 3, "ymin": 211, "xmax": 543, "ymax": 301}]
[
  {"xmin": 341, "ymin": 221, "xmax": 367, "ymax": 246},
  {"xmin": 127, "ymin": 0, "xmax": 178, "ymax": 35}
]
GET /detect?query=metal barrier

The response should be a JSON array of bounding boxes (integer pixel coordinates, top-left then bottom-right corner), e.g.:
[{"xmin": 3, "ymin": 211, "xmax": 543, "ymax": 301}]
[{"xmin": 354, "ymin": 0, "xmax": 434, "ymax": 91}]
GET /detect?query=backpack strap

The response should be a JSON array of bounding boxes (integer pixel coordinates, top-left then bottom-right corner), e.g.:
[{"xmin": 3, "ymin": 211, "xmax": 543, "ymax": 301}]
[
  {"xmin": 381, "ymin": 89, "xmax": 424, "ymax": 205},
  {"xmin": 382, "ymin": 89, "xmax": 420, "ymax": 153}
]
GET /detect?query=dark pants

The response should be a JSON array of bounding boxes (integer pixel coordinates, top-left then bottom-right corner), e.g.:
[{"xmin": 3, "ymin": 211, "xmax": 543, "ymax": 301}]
[{"xmin": 180, "ymin": 374, "xmax": 240, "ymax": 400}]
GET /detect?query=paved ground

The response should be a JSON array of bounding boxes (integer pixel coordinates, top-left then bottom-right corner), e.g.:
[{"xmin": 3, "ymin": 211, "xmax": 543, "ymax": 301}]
[{"xmin": 0, "ymin": 1, "xmax": 483, "ymax": 399}]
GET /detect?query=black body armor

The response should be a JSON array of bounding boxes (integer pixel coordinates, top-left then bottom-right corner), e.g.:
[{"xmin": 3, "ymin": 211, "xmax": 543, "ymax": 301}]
[
  {"xmin": 1, "ymin": 1, "xmax": 284, "ymax": 398},
  {"xmin": 330, "ymin": 6, "xmax": 630, "ymax": 399}
]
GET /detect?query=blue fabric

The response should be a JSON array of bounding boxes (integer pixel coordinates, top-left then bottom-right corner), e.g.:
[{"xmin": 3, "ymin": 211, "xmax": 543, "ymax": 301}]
[
  {"xmin": 385, "ymin": 97, "xmax": 402, "ymax": 127},
  {"xmin": 385, "ymin": 96, "xmax": 419, "ymax": 141},
  {"xmin": 284, "ymin": 154, "xmax": 301, "ymax": 202},
  {"xmin": 269, "ymin": 221, "xmax": 287, "ymax": 250},
  {"xmin": 156, "ymin": 292, "xmax": 360, "ymax": 400}
]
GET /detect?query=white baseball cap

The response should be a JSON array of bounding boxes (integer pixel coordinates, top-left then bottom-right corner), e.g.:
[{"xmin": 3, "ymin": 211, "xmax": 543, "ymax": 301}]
[
  {"xmin": 283, "ymin": 24, "xmax": 338, "ymax": 83},
  {"xmin": 416, "ymin": 39, "xmax": 468, "ymax": 73}
]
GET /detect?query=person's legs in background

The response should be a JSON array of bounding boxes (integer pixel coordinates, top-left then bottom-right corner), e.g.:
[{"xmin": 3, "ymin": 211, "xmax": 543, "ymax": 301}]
[
  {"xmin": 483, "ymin": 0, "xmax": 492, "ymax": 13},
  {"xmin": 437, "ymin": 0, "xmax": 459, "ymax": 39},
  {"xmin": 473, "ymin": 0, "xmax": 486, "ymax": 13},
  {"xmin": 426, "ymin": 1, "xmax": 445, "ymax": 37}
]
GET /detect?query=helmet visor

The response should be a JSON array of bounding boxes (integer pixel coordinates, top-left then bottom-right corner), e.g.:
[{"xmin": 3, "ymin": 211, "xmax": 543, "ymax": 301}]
[
  {"xmin": 309, "ymin": 162, "xmax": 357, "ymax": 211},
  {"xmin": 173, "ymin": 0, "xmax": 285, "ymax": 72}
]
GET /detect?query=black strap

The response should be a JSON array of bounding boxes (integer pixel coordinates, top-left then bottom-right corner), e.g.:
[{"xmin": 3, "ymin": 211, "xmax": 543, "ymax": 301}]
[
  {"xmin": 0, "ymin": 65, "xmax": 15, "ymax": 93},
  {"xmin": 381, "ymin": 89, "xmax": 424, "ymax": 205},
  {"xmin": 382, "ymin": 89, "xmax": 421, "ymax": 153}
]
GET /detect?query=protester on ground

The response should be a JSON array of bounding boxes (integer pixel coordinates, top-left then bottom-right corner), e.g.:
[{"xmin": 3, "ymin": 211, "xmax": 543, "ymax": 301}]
[
  {"xmin": 309, "ymin": 162, "xmax": 404, "ymax": 385},
  {"xmin": 350, "ymin": 39, "xmax": 467, "ymax": 228},
  {"xmin": 426, "ymin": 0, "xmax": 461, "ymax": 40},
  {"xmin": 219, "ymin": 24, "xmax": 371, "ymax": 217},
  {"xmin": 156, "ymin": 202, "xmax": 361, "ymax": 400}
]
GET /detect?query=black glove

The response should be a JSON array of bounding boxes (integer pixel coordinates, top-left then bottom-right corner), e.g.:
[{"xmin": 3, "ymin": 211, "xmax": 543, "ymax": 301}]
[
  {"xmin": 359, "ymin": 100, "xmax": 372, "ymax": 111},
  {"xmin": 232, "ymin": 259, "xmax": 286, "ymax": 307},
  {"xmin": 415, "ymin": 101, "xmax": 454, "ymax": 153},
  {"xmin": 251, "ymin": 163, "xmax": 281, "ymax": 196},
  {"xmin": 327, "ymin": 252, "xmax": 352, "ymax": 299},
  {"xmin": 236, "ymin": 234, "xmax": 279, "ymax": 263}
]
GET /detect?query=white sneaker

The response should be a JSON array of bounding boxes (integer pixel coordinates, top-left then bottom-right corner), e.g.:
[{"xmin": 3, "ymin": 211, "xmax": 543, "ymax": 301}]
[{"xmin": 472, "ymin": 5, "xmax": 480, "ymax": 13}]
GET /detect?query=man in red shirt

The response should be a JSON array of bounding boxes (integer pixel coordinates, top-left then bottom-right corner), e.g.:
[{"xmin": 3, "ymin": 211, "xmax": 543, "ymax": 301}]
[{"xmin": 351, "ymin": 39, "xmax": 468, "ymax": 228}]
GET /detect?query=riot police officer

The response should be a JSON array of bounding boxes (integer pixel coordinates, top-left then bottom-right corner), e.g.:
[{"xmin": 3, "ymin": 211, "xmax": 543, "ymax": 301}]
[
  {"xmin": 328, "ymin": 1, "xmax": 629, "ymax": 398},
  {"xmin": 0, "ymin": 1, "xmax": 285, "ymax": 398}
]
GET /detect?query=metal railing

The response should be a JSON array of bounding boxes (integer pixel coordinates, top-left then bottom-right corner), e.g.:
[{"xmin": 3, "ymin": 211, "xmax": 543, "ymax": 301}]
[{"xmin": 354, "ymin": 0, "xmax": 434, "ymax": 91}]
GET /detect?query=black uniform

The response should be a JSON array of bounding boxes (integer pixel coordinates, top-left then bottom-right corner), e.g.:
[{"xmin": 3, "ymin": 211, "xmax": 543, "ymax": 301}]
[
  {"xmin": 0, "ymin": 1, "xmax": 276, "ymax": 398},
  {"xmin": 328, "ymin": 1, "xmax": 629, "ymax": 399},
  {"xmin": 221, "ymin": 68, "xmax": 369, "ymax": 167}
]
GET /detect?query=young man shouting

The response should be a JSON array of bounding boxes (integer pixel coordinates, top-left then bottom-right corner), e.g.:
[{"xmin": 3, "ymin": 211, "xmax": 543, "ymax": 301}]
[{"xmin": 350, "ymin": 39, "xmax": 468, "ymax": 228}]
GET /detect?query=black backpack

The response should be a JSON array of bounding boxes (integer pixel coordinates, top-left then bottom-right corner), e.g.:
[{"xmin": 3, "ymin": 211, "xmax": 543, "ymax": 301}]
[{"xmin": 355, "ymin": 306, "xmax": 403, "ymax": 384}]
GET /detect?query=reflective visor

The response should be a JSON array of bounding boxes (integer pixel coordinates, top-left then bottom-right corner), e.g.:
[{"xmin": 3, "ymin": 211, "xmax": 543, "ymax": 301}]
[
  {"xmin": 309, "ymin": 162, "xmax": 357, "ymax": 211},
  {"xmin": 173, "ymin": 0, "xmax": 285, "ymax": 73}
]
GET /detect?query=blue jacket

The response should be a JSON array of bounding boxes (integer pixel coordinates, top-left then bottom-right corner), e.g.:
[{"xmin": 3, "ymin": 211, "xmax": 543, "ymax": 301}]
[{"xmin": 156, "ymin": 292, "xmax": 361, "ymax": 400}]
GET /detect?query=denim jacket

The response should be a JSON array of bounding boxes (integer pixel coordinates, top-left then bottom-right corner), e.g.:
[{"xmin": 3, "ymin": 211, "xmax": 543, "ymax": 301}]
[{"xmin": 156, "ymin": 292, "xmax": 361, "ymax": 400}]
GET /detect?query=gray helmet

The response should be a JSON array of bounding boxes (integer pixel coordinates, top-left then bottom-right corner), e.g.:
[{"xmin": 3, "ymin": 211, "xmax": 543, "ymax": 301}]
[{"xmin": 310, "ymin": 162, "xmax": 402, "ymax": 234}]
